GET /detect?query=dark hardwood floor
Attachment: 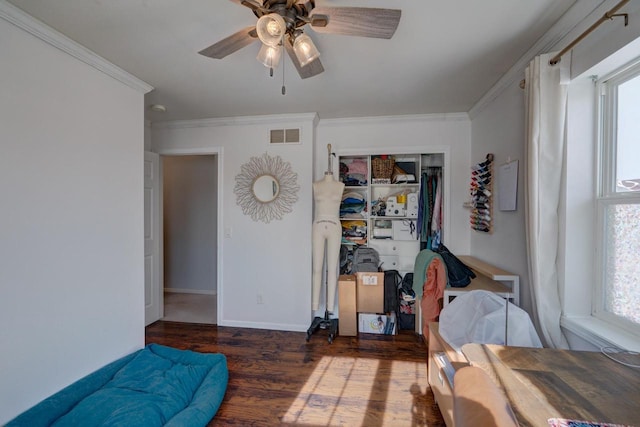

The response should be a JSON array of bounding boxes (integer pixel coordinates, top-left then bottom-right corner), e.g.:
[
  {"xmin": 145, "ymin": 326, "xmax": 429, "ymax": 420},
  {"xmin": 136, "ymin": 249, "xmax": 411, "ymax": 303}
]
[{"xmin": 146, "ymin": 321, "xmax": 446, "ymax": 427}]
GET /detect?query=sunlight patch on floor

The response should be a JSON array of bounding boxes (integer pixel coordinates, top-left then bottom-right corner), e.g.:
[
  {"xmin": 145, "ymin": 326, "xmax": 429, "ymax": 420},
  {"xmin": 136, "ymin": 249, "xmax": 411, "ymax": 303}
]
[
  {"xmin": 282, "ymin": 356, "xmax": 377, "ymax": 426},
  {"xmin": 382, "ymin": 360, "xmax": 428, "ymax": 426},
  {"xmin": 282, "ymin": 356, "xmax": 428, "ymax": 426}
]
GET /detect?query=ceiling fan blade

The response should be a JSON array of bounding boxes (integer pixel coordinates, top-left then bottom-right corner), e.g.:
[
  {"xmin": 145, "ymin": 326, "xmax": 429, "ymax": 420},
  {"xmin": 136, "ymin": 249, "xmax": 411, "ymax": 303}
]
[
  {"xmin": 229, "ymin": 0, "xmax": 263, "ymax": 9},
  {"xmin": 198, "ymin": 26, "xmax": 258, "ymax": 59},
  {"xmin": 284, "ymin": 37, "xmax": 324, "ymax": 79},
  {"xmin": 229, "ymin": 0, "xmax": 269, "ymax": 17},
  {"xmin": 296, "ymin": 0, "xmax": 315, "ymax": 10},
  {"xmin": 309, "ymin": 7, "xmax": 401, "ymax": 39}
]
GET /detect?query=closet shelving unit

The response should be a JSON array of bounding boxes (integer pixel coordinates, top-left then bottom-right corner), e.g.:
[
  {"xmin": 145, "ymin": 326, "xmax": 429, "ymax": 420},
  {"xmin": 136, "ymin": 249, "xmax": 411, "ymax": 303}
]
[
  {"xmin": 338, "ymin": 152, "xmax": 445, "ymax": 276},
  {"xmin": 338, "ymin": 154, "xmax": 369, "ymax": 247}
]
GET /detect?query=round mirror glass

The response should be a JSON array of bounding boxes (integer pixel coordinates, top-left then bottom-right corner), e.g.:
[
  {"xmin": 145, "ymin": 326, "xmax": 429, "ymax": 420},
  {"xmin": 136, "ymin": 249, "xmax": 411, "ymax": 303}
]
[{"xmin": 253, "ymin": 175, "xmax": 279, "ymax": 203}]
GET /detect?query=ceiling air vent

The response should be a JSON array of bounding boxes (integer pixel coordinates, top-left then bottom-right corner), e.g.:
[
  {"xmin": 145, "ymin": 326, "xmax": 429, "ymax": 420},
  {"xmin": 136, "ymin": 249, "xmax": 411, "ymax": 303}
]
[{"xmin": 270, "ymin": 128, "xmax": 300, "ymax": 144}]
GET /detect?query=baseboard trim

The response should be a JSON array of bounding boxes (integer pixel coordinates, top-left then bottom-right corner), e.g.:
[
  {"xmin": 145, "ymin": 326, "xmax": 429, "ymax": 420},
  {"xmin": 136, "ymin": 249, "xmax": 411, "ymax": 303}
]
[
  {"xmin": 219, "ymin": 319, "xmax": 309, "ymax": 333},
  {"xmin": 164, "ymin": 288, "xmax": 217, "ymax": 296}
]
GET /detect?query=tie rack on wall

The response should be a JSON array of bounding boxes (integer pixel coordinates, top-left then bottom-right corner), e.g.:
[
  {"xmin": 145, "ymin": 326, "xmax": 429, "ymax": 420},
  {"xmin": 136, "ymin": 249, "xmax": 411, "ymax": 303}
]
[{"xmin": 470, "ymin": 153, "xmax": 493, "ymax": 233}]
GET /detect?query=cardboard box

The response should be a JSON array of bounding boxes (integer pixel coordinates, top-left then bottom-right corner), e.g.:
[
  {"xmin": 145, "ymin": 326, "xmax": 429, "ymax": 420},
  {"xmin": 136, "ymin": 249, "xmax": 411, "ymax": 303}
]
[
  {"xmin": 358, "ymin": 312, "xmax": 397, "ymax": 334},
  {"xmin": 356, "ymin": 272, "xmax": 384, "ymax": 313},
  {"xmin": 338, "ymin": 275, "xmax": 357, "ymax": 336}
]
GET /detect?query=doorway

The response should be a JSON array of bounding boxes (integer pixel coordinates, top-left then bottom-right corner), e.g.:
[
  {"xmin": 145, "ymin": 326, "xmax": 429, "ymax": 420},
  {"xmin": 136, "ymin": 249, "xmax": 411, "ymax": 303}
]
[{"xmin": 162, "ymin": 154, "xmax": 218, "ymax": 324}]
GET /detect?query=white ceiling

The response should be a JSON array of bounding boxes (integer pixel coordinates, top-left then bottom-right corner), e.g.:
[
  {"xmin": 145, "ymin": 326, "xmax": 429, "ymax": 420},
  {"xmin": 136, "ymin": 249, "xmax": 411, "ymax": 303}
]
[{"xmin": 7, "ymin": 0, "xmax": 576, "ymax": 122}]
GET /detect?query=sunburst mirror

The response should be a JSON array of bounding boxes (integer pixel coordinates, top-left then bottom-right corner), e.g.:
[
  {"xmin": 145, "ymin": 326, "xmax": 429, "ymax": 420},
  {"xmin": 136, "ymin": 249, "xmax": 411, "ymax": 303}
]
[{"xmin": 234, "ymin": 153, "xmax": 299, "ymax": 223}]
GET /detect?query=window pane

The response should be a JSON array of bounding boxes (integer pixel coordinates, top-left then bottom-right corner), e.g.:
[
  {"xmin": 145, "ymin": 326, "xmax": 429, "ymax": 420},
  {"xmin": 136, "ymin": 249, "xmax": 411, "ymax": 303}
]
[
  {"xmin": 616, "ymin": 74, "xmax": 640, "ymax": 192},
  {"xmin": 604, "ymin": 203, "xmax": 640, "ymax": 325}
]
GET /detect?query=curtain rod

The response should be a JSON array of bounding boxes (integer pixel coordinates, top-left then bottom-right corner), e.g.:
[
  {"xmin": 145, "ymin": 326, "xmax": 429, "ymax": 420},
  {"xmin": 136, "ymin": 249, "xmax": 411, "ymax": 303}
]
[
  {"xmin": 549, "ymin": 0, "xmax": 630, "ymax": 65},
  {"xmin": 519, "ymin": 0, "xmax": 630, "ymax": 89}
]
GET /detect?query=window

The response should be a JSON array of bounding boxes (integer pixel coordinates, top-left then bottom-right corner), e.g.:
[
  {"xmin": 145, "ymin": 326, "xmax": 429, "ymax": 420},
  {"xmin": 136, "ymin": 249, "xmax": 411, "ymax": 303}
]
[{"xmin": 596, "ymin": 62, "xmax": 640, "ymax": 336}]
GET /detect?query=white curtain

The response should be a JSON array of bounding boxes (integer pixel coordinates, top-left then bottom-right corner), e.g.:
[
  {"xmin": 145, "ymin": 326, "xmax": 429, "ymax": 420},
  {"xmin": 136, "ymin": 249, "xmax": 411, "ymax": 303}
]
[{"xmin": 524, "ymin": 52, "xmax": 570, "ymax": 349}]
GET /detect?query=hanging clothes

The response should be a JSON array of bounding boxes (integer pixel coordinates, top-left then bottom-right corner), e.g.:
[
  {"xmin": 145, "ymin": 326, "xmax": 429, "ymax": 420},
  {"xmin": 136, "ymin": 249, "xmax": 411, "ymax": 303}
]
[
  {"xmin": 430, "ymin": 170, "xmax": 442, "ymax": 249},
  {"xmin": 412, "ymin": 249, "xmax": 448, "ymax": 338},
  {"xmin": 417, "ymin": 172, "xmax": 424, "ymax": 242},
  {"xmin": 418, "ymin": 168, "xmax": 441, "ymax": 250},
  {"xmin": 419, "ymin": 171, "xmax": 431, "ymax": 245}
]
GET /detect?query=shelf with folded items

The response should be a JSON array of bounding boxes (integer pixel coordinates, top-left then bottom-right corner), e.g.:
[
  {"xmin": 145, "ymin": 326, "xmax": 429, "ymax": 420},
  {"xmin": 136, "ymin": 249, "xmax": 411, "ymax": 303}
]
[
  {"xmin": 370, "ymin": 183, "xmax": 420, "ymax": 188},
  {"xmin": 339, "ymin": 156, "xmax": 369, "ymax": 187},
  {"xmin": 340, "ymin": 219, "xmax": 367, "ymax": 246},
  {"xmin": 340, "ymin": 189, "xmax": 367, "ymax": 218}
]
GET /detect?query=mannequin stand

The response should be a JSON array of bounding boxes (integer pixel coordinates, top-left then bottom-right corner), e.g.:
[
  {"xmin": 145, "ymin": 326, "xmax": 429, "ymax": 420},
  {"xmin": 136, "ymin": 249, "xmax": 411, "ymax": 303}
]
[
  {"xmin": 307, "ymin": 145, "xmax": 342, "ymax": 344},
  {"xmin": 306, "ymin": 309, "xmax": 338, "ymax": 343},
  {"xmin": 306, "ymin": 257, "xmax": 339, "ymax": 344}
]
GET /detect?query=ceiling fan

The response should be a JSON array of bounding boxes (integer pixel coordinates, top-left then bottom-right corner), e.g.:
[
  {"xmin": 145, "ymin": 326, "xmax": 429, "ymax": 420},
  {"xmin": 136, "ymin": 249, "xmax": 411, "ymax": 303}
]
[{"xmin": 198, "ymin": 0, "xmax": 401, "ymax": 79}]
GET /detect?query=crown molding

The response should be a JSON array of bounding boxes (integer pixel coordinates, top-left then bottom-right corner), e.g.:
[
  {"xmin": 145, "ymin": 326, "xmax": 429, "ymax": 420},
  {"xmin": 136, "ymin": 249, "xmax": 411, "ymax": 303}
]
[
  {"xmin": 0, "ymin": 0, "xmax": 153, "ymax": 94},
  {"xmin": 318, "ymin": 112, "xmax": 469, "ymax": 127},
  {"xmin": 468, "ymin": 0, "xmax": 608, "ymax": 119},
  {"xmin": 154, "ymin": 112, "xmax": 468, "ymax": 130},
  {"xmin": 152, "ymin": 112, "xmax": 319, "ymax": 129}
]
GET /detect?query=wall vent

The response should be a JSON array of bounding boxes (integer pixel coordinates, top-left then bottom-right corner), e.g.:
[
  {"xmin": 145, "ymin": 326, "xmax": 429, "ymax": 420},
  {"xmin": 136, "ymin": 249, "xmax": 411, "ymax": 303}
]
[{"xmin": 270, "ymin": 128, "xmax": 300, "ymax": 144}]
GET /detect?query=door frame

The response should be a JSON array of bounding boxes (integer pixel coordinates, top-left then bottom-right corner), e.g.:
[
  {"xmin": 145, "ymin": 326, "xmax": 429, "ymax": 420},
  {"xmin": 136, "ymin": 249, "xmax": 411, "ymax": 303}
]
[
  {"xmin": 153, "ymin": 147, "xmax": 224, "ymax": 325},
  {"xmin": 145, "ymin": 151, "xmax": 162, "ymax": 325}
]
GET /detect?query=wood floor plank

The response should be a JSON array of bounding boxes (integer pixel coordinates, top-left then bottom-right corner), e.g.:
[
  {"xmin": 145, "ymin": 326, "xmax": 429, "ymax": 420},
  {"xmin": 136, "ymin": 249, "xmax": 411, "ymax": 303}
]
[{"xmin": 145, "ymin": 321, "xmax": 446, "ymax": 427}]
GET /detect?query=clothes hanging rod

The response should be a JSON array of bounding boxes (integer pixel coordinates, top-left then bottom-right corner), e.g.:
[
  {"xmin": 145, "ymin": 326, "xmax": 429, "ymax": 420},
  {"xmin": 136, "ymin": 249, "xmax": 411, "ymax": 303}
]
[
  {"xmin": 519, "ymin": 0, "xmax": 630, "ymax": 89},
  {"xmin": 549, "ymin": 0, "xmax": 630, "ymax": 66}
]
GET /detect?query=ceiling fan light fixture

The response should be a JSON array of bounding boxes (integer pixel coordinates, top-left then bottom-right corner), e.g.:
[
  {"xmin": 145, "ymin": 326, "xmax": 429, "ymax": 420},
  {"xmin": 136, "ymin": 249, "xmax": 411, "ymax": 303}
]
[
  {"xmin": 256, "ymin": 13, "xmax": 286, "ymax": 47},
  {"xmin": 293, "ymin": 33, "xmax": 320, "ymax": 67},
  {"xmin": 257, "ymin": 43, "xmax": 282, "ymax": 69}
]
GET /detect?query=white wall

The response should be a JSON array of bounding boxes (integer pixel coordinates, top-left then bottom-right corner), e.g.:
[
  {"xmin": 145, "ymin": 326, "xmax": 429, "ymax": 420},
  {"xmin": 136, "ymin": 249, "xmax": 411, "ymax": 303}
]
[
  {"xmin": 145, "ymin": 120, "xmax": 152, "ymax": 151},
  {"xmin": 469, "ymin": 0, "xmax": 640, "ymax": 348},
  {"xmin": 163, "ymin": 155, "xmax": 218, "ymax": 293},
  {"xmin": 316, "ymin": 114, "xmax": 472, "ymax": 255},
  {"xmin": 0, "ymin": 11, "xmax": 148, "ymax": 424},
  {"xmin": 153, "ymin": 114, "xmax": 471, "ymax": 327},
  {"xmin": 152, "ymin": 115, "xmax": 316, "ymax": 331},
  {"xmin": 468, "ymin": 82, "xmax": 531, "ymax": 313}
]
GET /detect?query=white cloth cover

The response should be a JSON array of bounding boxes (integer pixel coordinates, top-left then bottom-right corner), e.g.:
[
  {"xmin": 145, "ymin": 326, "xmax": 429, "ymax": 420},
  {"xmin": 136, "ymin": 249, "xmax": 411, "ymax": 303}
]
[{"xmin": 439, "ymin": 290, "xmax": 542, "ymax": 352}]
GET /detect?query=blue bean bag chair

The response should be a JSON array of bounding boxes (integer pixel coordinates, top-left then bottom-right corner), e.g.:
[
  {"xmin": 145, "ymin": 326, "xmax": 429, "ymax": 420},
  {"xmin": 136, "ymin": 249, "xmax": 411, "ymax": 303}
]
[{"xmin": 7, "ymin": 344, "xmax": 228, "ymax": 427}]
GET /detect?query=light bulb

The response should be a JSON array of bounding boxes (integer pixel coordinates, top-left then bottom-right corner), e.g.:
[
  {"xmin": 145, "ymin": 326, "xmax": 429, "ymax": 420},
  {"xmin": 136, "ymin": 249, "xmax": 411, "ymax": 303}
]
[
  {"xmin": 257, "ymin": 43, "xmax": 281, "ymax": 69},
  {"xmin": 293, "ymin": 33, "xmax": 320, "ymax": 66},
  {"xmin": 298, "ymin": 41, "xmax": 310, "ymax": 54},
  {"xmin": 266, "ymin": 20, "xmax": 282, "ymax": 37},
  {"xmin": 256, "ymin": 13, "xmax": 286, "ymax": 47}
]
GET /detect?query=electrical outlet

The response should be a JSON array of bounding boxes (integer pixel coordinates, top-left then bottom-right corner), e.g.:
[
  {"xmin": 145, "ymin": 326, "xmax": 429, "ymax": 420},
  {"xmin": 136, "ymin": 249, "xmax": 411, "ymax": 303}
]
[{"xmin": 256, "ymin": 294, "xmax": 264, "ymax": 305}]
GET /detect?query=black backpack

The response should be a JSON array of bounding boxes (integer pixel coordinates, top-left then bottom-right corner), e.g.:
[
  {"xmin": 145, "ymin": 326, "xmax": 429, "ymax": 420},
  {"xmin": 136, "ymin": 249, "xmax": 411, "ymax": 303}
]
[
  {"xmin": 434, "ymin": 244, "xmax": 476, "ymax": 287},
  {"xmin": 400, "ymin": 273, "xmax": 414, "ymax": 293},
  {"xmin": 383, "ymin": 270, "xmax": 402, "ymax": 313},
  {"xmin": 397, "ymin": 273, "xmax": 415, "ymax": 330},
  {"xmin": 352, "ymin": 246, "xmax": 380, "ymax": 273},
  {"xmin": 339, "ymin": 245, "xmax": 352, "ymax": 275}
]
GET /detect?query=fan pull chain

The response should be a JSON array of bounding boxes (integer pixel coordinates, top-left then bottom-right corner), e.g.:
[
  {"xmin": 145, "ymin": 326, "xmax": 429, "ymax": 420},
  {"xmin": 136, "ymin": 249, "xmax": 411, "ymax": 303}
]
[{"xmin": 281, "ymin": 41, "xmax": 286, "ymax": 95}]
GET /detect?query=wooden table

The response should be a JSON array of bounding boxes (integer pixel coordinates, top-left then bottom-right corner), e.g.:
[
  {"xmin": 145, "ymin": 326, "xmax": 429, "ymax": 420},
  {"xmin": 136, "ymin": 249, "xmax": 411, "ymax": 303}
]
[{"xmin": 462, "ymin": 343, "xmax": 640, "ymax": 427}]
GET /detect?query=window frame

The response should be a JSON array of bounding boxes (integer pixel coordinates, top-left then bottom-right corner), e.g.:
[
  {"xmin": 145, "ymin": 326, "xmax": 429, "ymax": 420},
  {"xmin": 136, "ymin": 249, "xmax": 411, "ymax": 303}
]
[{"xmin": 594, "ymin": 61, "xmax": 640, "ymax": 337}]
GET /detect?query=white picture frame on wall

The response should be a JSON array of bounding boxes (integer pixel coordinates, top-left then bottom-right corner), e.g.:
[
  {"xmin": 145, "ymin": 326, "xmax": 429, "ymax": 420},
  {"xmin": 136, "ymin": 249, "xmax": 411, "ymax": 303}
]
[{"xmin": 498, "ymin": 160, "xmax": 518, "ymax": 211}]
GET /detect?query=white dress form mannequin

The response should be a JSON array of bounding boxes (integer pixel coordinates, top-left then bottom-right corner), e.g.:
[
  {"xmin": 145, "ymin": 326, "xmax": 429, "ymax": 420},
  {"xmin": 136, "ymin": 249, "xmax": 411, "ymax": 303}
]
[{"xmin": 312, "ymin": 173, "xmax": 344, "ymax": 312}]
